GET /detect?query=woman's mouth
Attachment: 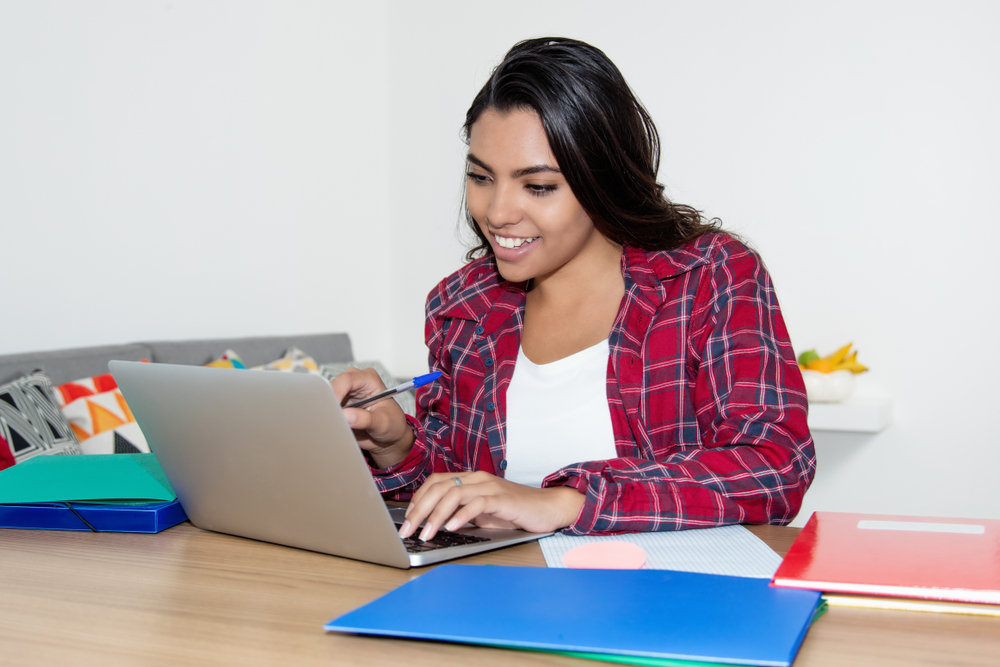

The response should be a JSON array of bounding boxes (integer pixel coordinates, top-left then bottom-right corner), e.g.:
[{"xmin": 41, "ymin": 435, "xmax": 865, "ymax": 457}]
[{"xmin": 494, "ymin": 234, "xmax": 538, "ymax": 249}]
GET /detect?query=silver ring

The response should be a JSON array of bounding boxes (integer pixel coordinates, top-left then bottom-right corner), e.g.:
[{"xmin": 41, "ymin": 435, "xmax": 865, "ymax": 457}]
[{"xmin": 452, "ymin": 476, "xmax": 463, "ymax": 487}]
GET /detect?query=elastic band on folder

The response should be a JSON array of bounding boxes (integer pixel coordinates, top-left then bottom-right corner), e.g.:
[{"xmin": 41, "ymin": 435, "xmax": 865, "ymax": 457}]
[{"xmin": 63, "ymin": 502, "xmax": 99, "ymax": 532}]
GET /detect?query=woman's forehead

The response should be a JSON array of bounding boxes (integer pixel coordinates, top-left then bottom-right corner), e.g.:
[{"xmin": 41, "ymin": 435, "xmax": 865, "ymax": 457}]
[{"xmin": 467, "ymin": 108, "xmax": 558, "ymax": 170}]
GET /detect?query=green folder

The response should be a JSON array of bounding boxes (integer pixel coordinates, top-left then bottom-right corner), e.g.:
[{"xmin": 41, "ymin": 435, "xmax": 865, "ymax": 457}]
[
  {"xmin": 518, "ymin": 603, "xmax": 829, "ymax": 666},
  {"xmin": 506, "ymin": 647, "xmax": 723, "ymax": 666},
  {"xmin": 0, "ymin": 453, "xmax": 176, "ymax": 504}
]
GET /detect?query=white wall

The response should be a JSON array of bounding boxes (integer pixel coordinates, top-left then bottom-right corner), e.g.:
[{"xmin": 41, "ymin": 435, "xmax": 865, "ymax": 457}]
[
  {"xmin": 3, "ymin": 2, "xmax": 998, "ymax": 524},
  {"xmin": 0, "ymin": 1, "xmax": 393, "ymax": 362},
  {"xmin": 384, "ymin": 1, "xmax": 1000, "ymax": 524}
]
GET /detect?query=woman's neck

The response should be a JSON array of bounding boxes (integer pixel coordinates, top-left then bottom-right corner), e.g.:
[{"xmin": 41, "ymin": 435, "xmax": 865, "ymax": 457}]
[{"xmin": 521, "ymin": 239, "xmax": 625, "ymax": 365}]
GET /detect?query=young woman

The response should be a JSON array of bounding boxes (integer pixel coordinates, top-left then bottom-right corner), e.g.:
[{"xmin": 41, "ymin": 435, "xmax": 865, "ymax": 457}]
[{"xmin": 332, "ymin": 37, "xmax": 815, "ymax": 541}]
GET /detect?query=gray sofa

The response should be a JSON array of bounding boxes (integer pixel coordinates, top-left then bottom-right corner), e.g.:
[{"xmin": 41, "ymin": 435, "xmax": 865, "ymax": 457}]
[{"xmin": 0, "ymin": 333, "xmax": 355, "ymax": 386}]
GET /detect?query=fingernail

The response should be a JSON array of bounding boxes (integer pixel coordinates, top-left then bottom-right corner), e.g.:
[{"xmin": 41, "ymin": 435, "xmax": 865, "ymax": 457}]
[
  {"xmin": 398, "ymin": 520, "xmax": 410, "ymax": 536},
  {"xmin": 419, "ymin": 525, "xmax": 433, "ymax": 542},
  {"xmin": 445, "ymin": 519, "xmax": 459, "ymax": 532}
]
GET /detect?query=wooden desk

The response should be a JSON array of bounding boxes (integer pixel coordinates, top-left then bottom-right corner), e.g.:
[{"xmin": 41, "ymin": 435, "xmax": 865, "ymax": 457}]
[{"xmin": 1, "ymin": 523, "xmax": 997, "ymax": 666}]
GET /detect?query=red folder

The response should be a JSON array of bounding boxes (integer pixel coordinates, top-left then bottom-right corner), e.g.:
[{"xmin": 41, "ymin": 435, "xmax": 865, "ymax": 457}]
[{"xmin": 772, "ymin": 512, "xmax": 1000, "ymax": 605}]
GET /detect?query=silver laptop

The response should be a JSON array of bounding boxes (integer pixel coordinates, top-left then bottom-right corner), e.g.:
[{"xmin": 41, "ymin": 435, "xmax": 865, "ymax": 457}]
[{"xmin": 109, "ymin": 360, "xmax": 550, "ymax": 568}]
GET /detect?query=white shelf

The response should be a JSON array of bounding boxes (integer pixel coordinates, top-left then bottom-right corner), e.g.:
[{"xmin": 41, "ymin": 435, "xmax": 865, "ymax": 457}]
[{"xmin": 808, "ymin": 396, "xmax": 893, "ymax": 433}]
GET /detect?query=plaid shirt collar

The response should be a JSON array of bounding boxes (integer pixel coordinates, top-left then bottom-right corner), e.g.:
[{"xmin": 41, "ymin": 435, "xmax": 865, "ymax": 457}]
[{"xmin": 439, "ymin": 239, "xmax": 716, "ymax": 332}]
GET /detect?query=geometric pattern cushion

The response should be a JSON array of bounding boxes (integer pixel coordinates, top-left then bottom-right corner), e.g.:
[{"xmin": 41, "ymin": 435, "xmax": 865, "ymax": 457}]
[
  {"xmin": 54, "ymin": 370, "xmax": 150, "ymax": 455},
  {"xmin": 0, "ymin": 371, "xmax": 83, "ymax": 464},
  {"xmin": 318, "ymin": 360, "xmax": 415, "ymax": 417},
  {"xmin": 251, "ymin": 347, "xmax": 320, "ymax": 374},
  {"xmin": 204, "ymin": 349, "xmax": 247, "ymax": 369}
]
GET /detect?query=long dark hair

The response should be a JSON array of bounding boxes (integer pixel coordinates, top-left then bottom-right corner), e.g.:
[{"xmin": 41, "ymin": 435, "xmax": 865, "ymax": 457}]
[{"xmin": 463, "ymin": 37, "xmax": 719, "ymax": 261}]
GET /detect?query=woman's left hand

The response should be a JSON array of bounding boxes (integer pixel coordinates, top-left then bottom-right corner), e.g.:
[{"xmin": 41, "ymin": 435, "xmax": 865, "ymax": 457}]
[{"xmin": 397, "ymin": 471, "xmax": 586, "ymax": 541}]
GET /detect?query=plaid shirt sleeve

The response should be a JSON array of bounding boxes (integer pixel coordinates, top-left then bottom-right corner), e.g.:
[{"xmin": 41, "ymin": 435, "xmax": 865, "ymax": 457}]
[
  {"xmin": 366, "ymin": 258, "xmax": 507, "ymax": 497},
  {"xmin": 544, "ymin": 235, "xmax": 816, "ymax": 534}
]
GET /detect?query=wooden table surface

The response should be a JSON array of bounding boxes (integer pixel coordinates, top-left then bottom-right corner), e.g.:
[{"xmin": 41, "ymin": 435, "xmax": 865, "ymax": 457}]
[{"xmin": 1, "ymin": 522, "xmax": 998, "ymax": 666}]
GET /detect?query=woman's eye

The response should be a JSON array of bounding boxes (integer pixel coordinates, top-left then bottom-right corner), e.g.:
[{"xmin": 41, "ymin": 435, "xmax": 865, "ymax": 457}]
[
  {"xmin": 466, "ymin": 172, "xmax": 490, "ymax": 185},
  {"xmin": 526, "ymin": 184, "xmax": 557, "ymax": 196}
]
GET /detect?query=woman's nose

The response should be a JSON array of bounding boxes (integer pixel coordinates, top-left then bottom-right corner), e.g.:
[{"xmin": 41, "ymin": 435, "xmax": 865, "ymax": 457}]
[{"xmin": 486, "ymin": 183, "xmax": 521, "ymax": 228}]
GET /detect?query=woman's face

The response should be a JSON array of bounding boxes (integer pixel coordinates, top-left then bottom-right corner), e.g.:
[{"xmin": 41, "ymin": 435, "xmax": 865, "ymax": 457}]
[{"xmin": 466, "ymin": 108, "xmax": 612, "ymax": 286}]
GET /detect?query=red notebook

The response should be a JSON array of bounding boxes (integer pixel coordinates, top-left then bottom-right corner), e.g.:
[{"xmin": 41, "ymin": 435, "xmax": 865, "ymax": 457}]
[{"xmin": 772, "ymin": 512, "xmax": 1000, "ymax": 605}]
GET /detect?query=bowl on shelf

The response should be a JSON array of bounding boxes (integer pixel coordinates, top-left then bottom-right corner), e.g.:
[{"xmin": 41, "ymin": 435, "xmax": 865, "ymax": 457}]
[{"xmin": 801, "ymin": 368, "xmax": 856, "ymax": 403}]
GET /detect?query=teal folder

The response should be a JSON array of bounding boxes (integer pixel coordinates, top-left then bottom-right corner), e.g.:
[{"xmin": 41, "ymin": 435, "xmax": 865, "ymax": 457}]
[
  {"xmin": 0, "ymin": 453, "xmax": 176, "ymax": 504},
  {"xmin": 325, "ymin": 565, "xmax": 823, "ymax": 667}
]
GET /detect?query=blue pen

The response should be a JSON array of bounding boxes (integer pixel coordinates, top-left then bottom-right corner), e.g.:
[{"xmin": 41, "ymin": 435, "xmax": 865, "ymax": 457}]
[{"xmin": 346, "ymin": 372, "xmax": 442, "ymax": 409}]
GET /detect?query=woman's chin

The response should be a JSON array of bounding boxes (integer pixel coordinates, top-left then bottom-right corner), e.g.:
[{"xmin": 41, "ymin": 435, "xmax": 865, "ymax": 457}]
[{"xmin": 494, "ymin": 260, "xmax": 533, "ymax": 285}]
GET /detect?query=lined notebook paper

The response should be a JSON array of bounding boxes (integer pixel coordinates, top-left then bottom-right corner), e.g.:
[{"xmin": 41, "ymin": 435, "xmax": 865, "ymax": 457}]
[{"xmin": 540, "ymin": 525, "xmax": 782, "ymax": 578}]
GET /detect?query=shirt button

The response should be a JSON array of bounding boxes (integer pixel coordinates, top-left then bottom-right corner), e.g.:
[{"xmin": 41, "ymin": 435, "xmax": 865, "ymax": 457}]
[
  {"xmin": 499, "ymin": 459, "xmax": 507, "ymax": 470},
  {"xmin": 484, "ymin": 357, "xmax": 493, "ymax": 367},
  {"xmin": 486, "ymin": 401, "xmax": 495, "ymax": 411},
  {"xmin": 475, "ymin": 325, "xmax": 484, "ymax": 335}
]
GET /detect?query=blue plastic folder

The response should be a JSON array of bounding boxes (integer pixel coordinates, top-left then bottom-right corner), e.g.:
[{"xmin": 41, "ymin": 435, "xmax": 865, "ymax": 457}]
[
  {"xmin": 0, "ymin": 500, "xmax": 187, "ymax": 533},
  {"xmin": 325, "ymin": 565, "xmax": 823, "ymax": 667}
]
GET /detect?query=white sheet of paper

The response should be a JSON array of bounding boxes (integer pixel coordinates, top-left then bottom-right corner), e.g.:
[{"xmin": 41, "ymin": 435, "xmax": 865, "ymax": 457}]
[{"xmin": 540, "ymin": 524, "xmax": 783, "ymax": 578}]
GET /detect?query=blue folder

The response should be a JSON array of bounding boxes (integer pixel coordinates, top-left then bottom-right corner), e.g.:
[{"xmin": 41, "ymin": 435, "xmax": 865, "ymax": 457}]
[
  {"xmin": 325, "ymin": 565, "xmax": 823, "ymax": 667},
  {"xmin": 0, "ymin": 499, "xmax": 187, "ymax": 533}
]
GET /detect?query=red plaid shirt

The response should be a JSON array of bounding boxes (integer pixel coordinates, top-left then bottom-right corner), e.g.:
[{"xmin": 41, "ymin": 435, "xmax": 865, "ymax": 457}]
[{"xmin": 373, "ymin": 232, "xmax": 815, "ymax": 534}]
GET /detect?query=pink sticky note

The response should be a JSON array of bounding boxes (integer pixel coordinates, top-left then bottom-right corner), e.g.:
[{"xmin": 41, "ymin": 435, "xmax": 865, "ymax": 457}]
[{"xmin": 561, "ymin": 541, "xmax": 647, "ymax": 569}]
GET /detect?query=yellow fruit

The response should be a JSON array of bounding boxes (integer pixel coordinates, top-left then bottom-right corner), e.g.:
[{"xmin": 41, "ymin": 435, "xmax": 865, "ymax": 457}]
[
  {"xmin": 806, "ymin": 358, "xmax": 836, "ymax": 373},
  {"xmin": 802, "ymin": 344, "xmax": 868, "ymax": 374},
  {"xmin": 838, "ymin": 360, "xmax": 869, "ymax": 373},
  {"xmin": 821, "ymin": 343, "xmax": 853, "ymax": 367}
]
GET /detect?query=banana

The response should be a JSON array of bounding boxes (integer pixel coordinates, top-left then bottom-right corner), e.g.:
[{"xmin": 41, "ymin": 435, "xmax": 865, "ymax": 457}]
[
  {"xmin": 798, "ymin": 343, "xmax": 868, "ymax": 374},
  {"xmin": 822, "ymin": 343, "xmax": 853, "ymax": 367},
  {"xmin": 836, "ymin": 360, "xmax": 869, "ymax": 373}
]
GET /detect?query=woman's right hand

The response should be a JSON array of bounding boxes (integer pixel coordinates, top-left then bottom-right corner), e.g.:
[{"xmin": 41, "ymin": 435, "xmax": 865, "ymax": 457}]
[{"xmin": 330, "ymin": 368, "xmax": 414, "ymax": 469}]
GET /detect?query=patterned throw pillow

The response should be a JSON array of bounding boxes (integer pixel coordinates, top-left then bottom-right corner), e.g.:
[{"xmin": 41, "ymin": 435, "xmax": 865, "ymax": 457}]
[
  {"xmin": 251, "ymin": 347, "xmax": 320, "ymax": 374},
  {"xmin": 205, "ymin": 350, "xmax": 247, "ymax": 369},
  {"xmin": 0, "ymin": 372, "xmax": 83, "ymax": 466},
  {"xmin": 318, "ymin": 360, "xmax": 415, "ymax": 417},
  {"xmin": 54, "ymin": 370, "xmax": 150, "ymax": 455}
]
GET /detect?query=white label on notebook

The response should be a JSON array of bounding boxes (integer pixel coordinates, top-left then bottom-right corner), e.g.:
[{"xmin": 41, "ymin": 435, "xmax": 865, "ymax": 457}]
[{"xmin": 857, "ymin": 520, "xmax": 985, "ymax": 535}]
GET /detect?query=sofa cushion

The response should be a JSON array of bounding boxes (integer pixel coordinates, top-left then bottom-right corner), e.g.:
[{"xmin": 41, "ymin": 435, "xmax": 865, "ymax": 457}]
[
  {"xmin": 54, "ymin": 370, "xmax": 151, "ymax": 455},
  {"xmin": 144, "ymin": 333, "xmax": 353, "ymax": 368},
  {"xmin": 205, "ymin": 350, "xmax": 247, "ymax": 369},
  {"xmin": 0, "ymin": 372, "xmax": 82, "ymax": 465},
  {"xmin": 0, "ymin": 344, "xmax": 153, "ymax": 386},
  {"xmin": 251, "ymin": 347, "xmax": 320, "ymax": 374}
]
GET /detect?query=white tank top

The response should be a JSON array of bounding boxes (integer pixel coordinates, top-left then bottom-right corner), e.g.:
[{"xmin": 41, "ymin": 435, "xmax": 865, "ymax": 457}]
[{"xmin": 503, "ymin": 339, "xmax": 618, "ymax": 487}]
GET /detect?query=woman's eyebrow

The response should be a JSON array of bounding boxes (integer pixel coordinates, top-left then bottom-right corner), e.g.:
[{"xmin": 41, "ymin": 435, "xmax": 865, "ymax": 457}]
[
  {"xmin": 466, "ymin": 154, "xmax": 493, "ymax": 173},
  {"xmin": 467, "ymin": 153, "xmax": 562, "ymax": 179},
  {"xmin": 511, "ymin": 164, "xmax": 561, "ymax": 178}
]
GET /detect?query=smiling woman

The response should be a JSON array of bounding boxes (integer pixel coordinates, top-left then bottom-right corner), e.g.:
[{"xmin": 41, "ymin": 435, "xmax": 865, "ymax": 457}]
[{"xmin": 331, "ymin": 37, "xmax": 815, "ymax": 541}]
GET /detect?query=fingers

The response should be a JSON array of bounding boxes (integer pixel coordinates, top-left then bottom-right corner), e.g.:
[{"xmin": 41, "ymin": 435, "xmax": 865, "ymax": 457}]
[
  {"xmin": 442, "ymin": 495, "xmax": 496, "ymax": 533},
  {"xmin": 330, "ymin": 367, "xmax": 386, "ymax": 405},
  {"xmin": 341, "ymin": 406, "xmax": 374, "ymax": 431},
  {"xmin": 331, "ymin": 368, "xmax": 413, "ymax": 468},
  {"xmin": 399, "ymin": 472, "xmax": 491, "ymax": 540},
  {"xmin": 398, "ymin": 476, "xmax": 587, "ymax": 540}
]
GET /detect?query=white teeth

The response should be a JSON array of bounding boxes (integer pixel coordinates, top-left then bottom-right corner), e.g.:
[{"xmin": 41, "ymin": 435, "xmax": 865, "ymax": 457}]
[{"xmin": 494, "ymin": 234, "xmax": 538, "ymax": 249}]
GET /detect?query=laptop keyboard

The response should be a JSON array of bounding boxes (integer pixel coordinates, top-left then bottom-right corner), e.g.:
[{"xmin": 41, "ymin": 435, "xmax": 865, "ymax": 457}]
[{"xmin": 395, "ymin": 524, "xmax": 492, "ymax": 552}]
